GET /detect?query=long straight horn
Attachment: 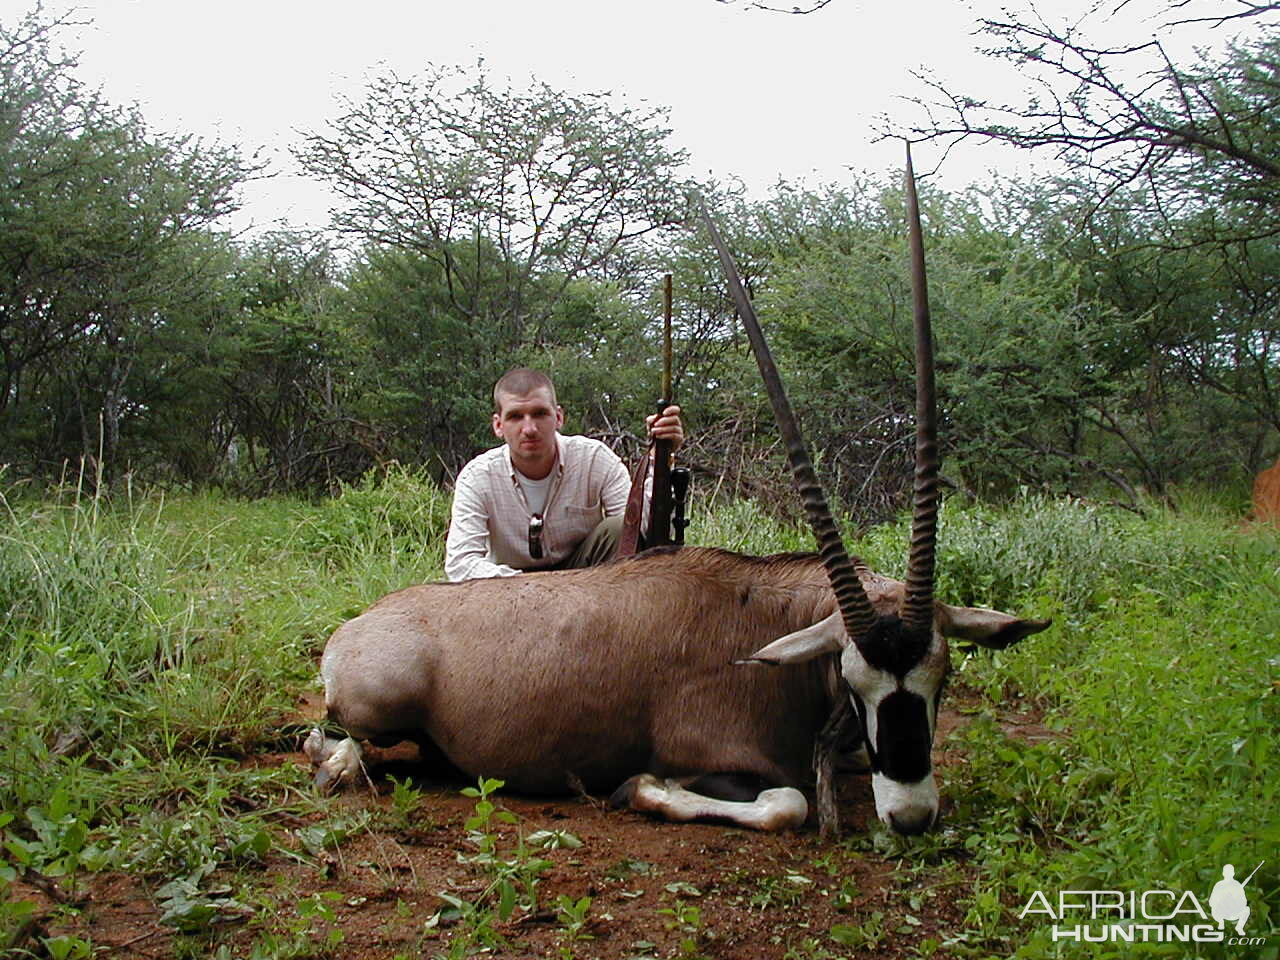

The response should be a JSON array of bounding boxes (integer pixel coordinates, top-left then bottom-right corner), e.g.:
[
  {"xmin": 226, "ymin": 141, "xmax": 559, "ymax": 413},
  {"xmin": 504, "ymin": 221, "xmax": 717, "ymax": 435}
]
[
  {"xmin": 901, "ymin": 144, "xmax": 941, "ymax": 633},
  {"xmin": 700, "ymin": 205, "xmax": 879, "ymax": 643}
]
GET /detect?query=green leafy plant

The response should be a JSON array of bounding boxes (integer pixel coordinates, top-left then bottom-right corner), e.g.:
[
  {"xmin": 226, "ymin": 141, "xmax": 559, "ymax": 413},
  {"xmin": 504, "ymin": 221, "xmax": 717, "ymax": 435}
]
[
  {"xmin": 2, "ymin": 788, "xmax": 111, "ymax": 898},
  {"xmin": 526, "ymin": 828, "xmax": 583, "ymax": 850},
  {"xmin": 747, "ymin": 871, "xmax": 812, "ymax": 911},
  {"xmin": 0, "ymin": 889, "xmax": 37, "ymax": 954},
  {"xmin": 296, "ymin": 814, "xmax": 368, "ymax": 858},
  {"xmin": 829, "ymin": 911, "xmax": 887, "ymax": 951},
  {"xmin": 220, "ymin": 891, "xmax": 347, "ymax": 959},
  {"xmin": 295, "ymin": 892, "xmax": 346, "ymax": 953},
  {"xmin": 658, "ymin": 898, "xmax": 709, "ymax": 959},
  {"xmin": 605, "ymin": 857, "xmax": 656, "ymax": 881},
  {"xmin": 782, "ymin": 938, "xmax": 843, "ymax": 960},
  {"xmin": 387, "ymin": 774, "xmax": 425, "ymax": 829},
  {"xmin": 459, "ymin": 776, "xmax": 553, "ymax": 917},
  {"xmin": 39, "ymin": 935, "xmax": 93, "ymax": 960},
  {"xmin": 429, "ymin": 777, "xmax": 557, "ymax": 957},
  {"xmin": 156, "ymin": 866, "xmax": 252, "ymax": 933},
  {"xmin": 555, "ymin": 893, "xmax": 593, "ymax": 958}
]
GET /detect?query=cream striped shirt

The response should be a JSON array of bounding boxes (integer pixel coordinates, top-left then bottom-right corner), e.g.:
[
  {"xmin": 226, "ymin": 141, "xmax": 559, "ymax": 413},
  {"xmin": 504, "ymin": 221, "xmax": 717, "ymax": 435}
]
[{"xmin": 444, "ymin": 433, "xmax": 635, "ymax": 581}]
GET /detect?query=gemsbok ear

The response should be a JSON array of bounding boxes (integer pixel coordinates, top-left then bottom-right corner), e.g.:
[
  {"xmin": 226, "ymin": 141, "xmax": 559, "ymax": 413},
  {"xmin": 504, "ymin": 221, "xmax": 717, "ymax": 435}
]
[
  {"xmin": 741, "ymin": 611, "xmax": 846, "ymax": 665},
  {"xmin": 937, "ymin": 604, "xmax": 1052, "ymax": 649}
]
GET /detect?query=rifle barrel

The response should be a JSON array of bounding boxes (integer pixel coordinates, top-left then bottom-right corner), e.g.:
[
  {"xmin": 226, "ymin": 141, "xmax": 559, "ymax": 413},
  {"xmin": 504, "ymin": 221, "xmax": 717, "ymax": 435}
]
[{"xmin": 662, "ymin": 274, "xmax": 673, "ymax": 404}]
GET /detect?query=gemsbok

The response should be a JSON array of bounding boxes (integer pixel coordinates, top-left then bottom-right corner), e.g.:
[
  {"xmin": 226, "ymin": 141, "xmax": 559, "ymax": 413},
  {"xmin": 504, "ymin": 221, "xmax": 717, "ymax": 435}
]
[{"xmin": 306, "ymin": 148, "xmax": 1051, "ymax": 836}]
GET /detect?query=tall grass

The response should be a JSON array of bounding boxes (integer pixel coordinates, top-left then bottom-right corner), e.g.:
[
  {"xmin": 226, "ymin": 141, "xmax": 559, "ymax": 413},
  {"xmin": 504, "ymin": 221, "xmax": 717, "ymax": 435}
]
[
  {"xmin": 0, "ymin": 465, "xmax": 449, "ymax": 810},
  {"xmin": 0, "ymin": 466, "xmax": 456, "ymax": 951}
]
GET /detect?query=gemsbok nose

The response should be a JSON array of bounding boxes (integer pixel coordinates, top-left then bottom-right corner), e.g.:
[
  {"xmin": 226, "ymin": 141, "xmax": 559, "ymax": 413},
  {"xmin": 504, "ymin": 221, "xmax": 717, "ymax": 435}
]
[{"xmin": 888, "ymin": 805, "xmax": 936, "ymax": 836}]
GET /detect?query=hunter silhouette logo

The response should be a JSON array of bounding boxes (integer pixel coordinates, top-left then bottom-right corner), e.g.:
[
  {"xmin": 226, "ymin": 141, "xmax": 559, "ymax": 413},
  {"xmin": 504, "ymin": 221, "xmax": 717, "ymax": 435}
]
[
  {"xmin": 1019, "ymin": 858, "xmax": 1268, "ymax": 946},
  {"xmin": 1209, "ymin": 861, "xmax": 1263, "ymax": 936}
]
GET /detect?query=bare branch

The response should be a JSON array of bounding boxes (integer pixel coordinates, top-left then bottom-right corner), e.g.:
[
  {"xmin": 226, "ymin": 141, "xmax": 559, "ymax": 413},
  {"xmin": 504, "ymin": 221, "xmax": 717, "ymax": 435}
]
[
  {"xmin": 1165, "ymin": 0, "xmax": 1280, "ymax": 27},
  {"xmin": 890, "ymin": 0, "xmax": 1280, "ymax": 241},
  {"xmin": 713, "ymin": 0, "xmax": 837, "ymax": 12}
]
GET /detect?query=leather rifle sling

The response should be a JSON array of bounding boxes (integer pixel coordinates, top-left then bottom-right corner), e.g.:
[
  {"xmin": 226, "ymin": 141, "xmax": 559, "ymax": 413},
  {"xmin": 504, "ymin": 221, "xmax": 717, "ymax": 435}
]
[{"xmin": 616, "ymin": 444, "xmax": 652, "ymax": 558}]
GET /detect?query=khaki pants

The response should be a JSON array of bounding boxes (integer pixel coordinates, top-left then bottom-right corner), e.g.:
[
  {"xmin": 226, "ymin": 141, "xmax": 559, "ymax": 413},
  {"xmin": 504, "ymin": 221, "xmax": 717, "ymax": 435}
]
[{"xmin": 561, "ymin": 514, "xmax": 642, "ymax": 569}]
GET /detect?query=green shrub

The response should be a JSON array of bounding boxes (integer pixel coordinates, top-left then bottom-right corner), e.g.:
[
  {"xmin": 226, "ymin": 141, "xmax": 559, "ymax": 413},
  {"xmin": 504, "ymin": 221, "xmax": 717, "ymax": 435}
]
[{"xmin": 850, "ymin": 492, "xmax": 1253, "ymax": 620}]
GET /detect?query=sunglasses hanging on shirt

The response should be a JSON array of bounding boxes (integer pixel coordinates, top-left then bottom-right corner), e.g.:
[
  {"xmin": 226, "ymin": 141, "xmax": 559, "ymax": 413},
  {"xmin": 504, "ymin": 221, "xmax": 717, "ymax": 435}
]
[{"xmin": 528, "ymin": 514, "xmax": 544, "ymax": 560}]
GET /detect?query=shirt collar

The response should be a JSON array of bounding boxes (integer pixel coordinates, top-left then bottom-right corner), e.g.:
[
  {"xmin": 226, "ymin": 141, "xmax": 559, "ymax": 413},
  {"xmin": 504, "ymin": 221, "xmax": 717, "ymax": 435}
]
[{"xmin": 504, "ymin": 432, "xmax": 564, "ymax": 483}]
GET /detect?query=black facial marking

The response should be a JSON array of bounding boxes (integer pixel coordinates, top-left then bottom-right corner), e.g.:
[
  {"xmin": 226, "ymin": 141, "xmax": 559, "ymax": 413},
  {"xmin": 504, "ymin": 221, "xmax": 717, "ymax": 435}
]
[
  {"xmin": 856, "ymin": 614, "xmax": 930, "ymax": 679},
  {"xmin": 875, "ymin": 689, "xmax": 933, "ymax": 783},
  {"xmin": 933, "ymin": 677, "xmax": 946, "ymax": 719}
]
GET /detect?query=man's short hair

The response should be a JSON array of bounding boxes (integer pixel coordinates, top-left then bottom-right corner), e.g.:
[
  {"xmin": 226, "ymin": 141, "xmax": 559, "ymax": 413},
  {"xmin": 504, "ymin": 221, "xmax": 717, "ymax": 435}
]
[{"xmin": 493, "ymin": 368, "xmax": 557, "ymax": 413}]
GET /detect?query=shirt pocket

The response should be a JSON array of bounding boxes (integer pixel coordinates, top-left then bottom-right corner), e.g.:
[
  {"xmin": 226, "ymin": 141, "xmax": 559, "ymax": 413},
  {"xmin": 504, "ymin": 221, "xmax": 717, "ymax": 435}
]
[{"xmin": 557, "ymin": 502, "xmax": 604, "ymax": 550}]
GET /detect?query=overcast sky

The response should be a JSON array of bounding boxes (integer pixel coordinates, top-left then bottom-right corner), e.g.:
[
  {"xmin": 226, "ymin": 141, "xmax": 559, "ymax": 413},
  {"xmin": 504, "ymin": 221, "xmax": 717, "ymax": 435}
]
[{"xmin": 3, "ymin": 0, "xmax": 1253, "ymax": 235}]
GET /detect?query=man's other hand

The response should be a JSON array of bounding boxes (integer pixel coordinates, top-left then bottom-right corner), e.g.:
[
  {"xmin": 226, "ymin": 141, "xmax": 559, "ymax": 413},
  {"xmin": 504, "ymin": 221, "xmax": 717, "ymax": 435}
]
[{"xmin": 646, "ymin": 405, "xmax": 684, "ymax": 452}]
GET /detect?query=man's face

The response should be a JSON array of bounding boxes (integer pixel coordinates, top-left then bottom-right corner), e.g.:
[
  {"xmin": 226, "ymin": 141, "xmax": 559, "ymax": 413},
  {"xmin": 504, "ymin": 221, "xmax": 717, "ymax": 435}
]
[{"xmin": 493, "ymin": 387, "xmax": 564, "ymax": 479}]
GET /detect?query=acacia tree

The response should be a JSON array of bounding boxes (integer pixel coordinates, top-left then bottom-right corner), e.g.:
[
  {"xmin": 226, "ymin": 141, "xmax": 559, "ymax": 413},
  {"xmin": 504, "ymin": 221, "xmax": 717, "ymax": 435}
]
[
  {"xmin": 1030, "ymin": 181, "xmax": 1280, "ymax": 484},
  {"xmin": 336, "ymin": 241, "xmax": 672, "ymax": 477},
  {"xmin": 891, "ymin": 1, "xmax": 1280, "ymax": 487},
  {"xmin": 0, "ymin": 5, "xmax": 251, "ymax": 479},
  {"xmin": 338, "ymin": 242, "xmax": 508, "ymax": 472},
  {"xmin": 743, "ymin": 178, "xmax": 1127, "ymax": 512},
  {"xmin": 212, "ymin": 232, "xmax": 369, "ymax": 492},
  {"xmin": 899, "ymin": 1, "xmax": 1279, "ymax": 236},
  {"xmin": 296, "ymin": 63, "xmax": 693, "ymax": 347}
]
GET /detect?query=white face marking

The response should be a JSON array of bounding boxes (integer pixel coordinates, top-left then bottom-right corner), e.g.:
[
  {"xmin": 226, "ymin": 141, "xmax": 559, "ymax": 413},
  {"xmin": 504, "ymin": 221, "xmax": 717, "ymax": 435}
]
[
  {"xmin": 839, "ymin": 635, "xmax": 946, "ymax": 747},
  {"xmin": 903, "ymin": 655, "xmax": 945, "ymax": 730},
  {"xmin": 871, "ymin": 772, "xmax": 939, "ymax": 832}
]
